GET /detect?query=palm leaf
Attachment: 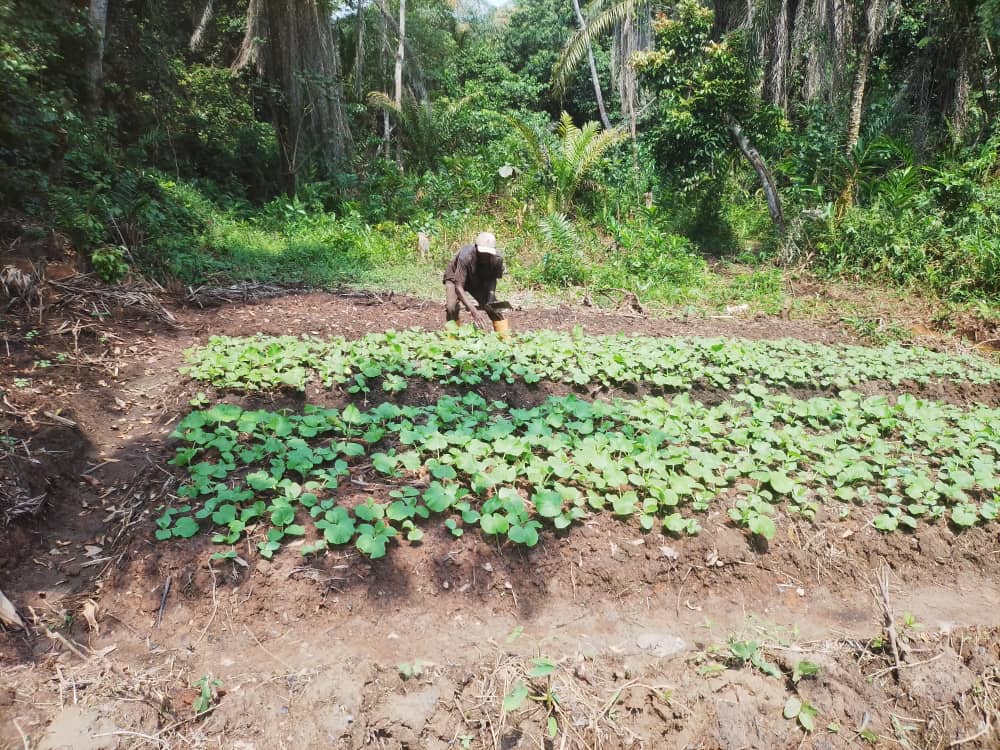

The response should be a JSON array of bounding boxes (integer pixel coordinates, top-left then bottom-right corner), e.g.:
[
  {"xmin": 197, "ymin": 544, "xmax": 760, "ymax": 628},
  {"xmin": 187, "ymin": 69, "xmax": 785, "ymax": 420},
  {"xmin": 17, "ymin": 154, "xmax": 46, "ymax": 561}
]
[
  {"xmin": 505, "ymin": 115, "xmax": 549, "ymax": 173},
  {"xmin": 551, "ymin": 0, "xmax": 643, "ymax": 95}
]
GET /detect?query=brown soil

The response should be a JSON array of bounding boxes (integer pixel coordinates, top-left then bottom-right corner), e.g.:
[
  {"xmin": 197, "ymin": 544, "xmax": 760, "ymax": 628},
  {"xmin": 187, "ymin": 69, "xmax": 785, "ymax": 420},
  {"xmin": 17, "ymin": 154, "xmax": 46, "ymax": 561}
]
[{"xmin": 2, "ymin": 289, "xmax": 999, "ymax": 750}]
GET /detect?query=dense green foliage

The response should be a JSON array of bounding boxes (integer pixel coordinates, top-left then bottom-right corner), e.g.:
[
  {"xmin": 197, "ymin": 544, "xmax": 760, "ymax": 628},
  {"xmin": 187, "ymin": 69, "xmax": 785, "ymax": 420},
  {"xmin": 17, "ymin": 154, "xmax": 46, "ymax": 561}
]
[
  {"xmin": 184, "ymin": 328, "xmax": 1000, "ymax": 393},
  {"xmin": 1, "ymin": 0, "xmax": 998, "ymax": 301},
  {"xmin": 165, "ymin": 329, "xmax": 1000, "ymax": 559}
]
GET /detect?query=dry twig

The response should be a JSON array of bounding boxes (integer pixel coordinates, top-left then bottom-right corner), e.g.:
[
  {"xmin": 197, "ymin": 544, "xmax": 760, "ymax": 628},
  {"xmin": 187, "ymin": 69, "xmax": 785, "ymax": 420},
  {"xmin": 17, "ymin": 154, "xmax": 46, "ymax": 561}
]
[{"xmin": 874, "ymin": 562, "xmax": 903, "ymax": 682}]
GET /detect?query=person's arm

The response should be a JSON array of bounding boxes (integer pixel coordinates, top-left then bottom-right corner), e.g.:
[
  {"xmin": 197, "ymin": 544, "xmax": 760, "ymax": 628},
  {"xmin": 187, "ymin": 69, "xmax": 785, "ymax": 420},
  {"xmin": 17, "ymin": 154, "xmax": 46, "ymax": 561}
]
[{"xmin": 457, "ymin": 285, "xmax": 491, "ymax": 330}]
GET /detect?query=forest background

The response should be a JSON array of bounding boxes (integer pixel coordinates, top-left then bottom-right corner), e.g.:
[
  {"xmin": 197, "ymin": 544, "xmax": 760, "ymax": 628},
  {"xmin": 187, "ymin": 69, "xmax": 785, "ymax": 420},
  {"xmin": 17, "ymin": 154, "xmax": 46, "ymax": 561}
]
[{"xmin": 2, "ymin": 0, "xmax": 999, "ymax": 313}]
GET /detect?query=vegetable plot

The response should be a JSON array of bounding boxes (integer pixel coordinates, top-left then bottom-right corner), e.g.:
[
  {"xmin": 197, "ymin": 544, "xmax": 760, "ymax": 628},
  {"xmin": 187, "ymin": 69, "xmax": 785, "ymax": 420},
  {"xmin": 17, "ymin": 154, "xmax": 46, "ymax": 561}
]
[
  {"xmin": 163, "ymin": 389, "xmax": 1000, "ymax": 560},
  {"xmin": 183, "ymin": 328, "xmax": 1000, "ymax": 394}
]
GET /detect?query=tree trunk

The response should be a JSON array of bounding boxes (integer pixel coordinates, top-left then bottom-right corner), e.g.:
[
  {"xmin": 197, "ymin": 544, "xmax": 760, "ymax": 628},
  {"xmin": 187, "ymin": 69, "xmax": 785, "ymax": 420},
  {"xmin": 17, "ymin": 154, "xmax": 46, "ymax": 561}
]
[
  {"xmin": 571, "ymin": 0, "xmax": 611, "ymax": 130},
  {"xmin": 353, "ymin": 0, "xmax": 366, "ymax": 101},
  {"xmin": 727, "ymin": 117, "xmax": 784, "ymax": 234},
  {"xmin": 844, "ymin": 45, "xmax": 871, "ymax": 156},
  {"xmin": 841, "ymin": 0, "xmax": 889, "ymax": 207},
  {"xmin": 394, "ymin": 0, "xmax": 406, "ymax": 168},
  {"xmin": 190, "ymin": 0, "xmax": 215, "ymax": 52},
  {"xmin": 845, "ymin": 0, "xmax": 893, "ymax": 153},
  {"xmin": 764, "ymin": 0, "xmax": 793, "ymax": 111},
  {"xmin": 380, "ymin": 3, "xmax": 391, "ymax": 158},
  {"xmin": 234, "ymin": 0, "xmax": 352, "ymax": 192},
  {"xmin": 86, "ymin": 0, "xmax": 110, "ymax": 112},
  {"xmin": 611, "ymin": 4, "xmax": 651, "ymax": 141}
]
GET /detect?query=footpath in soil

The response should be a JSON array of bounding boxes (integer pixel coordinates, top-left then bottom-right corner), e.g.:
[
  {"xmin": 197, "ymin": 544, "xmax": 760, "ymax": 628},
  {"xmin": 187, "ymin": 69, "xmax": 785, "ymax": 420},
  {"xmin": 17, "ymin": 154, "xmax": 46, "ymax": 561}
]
[{"xmin": 1, "ymin": 290, "xmax": 998, "ymax": 750}]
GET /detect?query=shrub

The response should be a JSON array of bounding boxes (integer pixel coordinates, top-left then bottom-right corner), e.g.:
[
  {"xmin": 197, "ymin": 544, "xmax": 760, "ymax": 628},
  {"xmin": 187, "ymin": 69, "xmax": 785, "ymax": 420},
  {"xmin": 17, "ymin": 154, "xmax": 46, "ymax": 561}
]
[
  {"xmin": 593, "ymin": 217, "xmax": 707, "ymax": 301},
  {"xmin": 536, "ymin": 212, "xmax": 589, "ymax": 286},
  {"xmin": 91, "ymin": 245, "xmax": 130, "ymax": 283}
]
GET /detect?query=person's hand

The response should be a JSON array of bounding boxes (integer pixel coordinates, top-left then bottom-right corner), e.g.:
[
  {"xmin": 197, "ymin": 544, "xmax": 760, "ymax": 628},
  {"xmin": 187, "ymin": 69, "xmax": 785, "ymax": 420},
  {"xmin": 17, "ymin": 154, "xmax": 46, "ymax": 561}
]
[{"xmin": 473, "ymin": 311, "xmax": 492, "ymax": 331}]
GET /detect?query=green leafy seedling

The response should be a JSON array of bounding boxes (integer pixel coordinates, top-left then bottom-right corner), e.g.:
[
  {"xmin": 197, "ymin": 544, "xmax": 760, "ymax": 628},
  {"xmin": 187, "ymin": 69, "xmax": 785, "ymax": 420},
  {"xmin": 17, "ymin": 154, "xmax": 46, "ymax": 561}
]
[
  {"xmin": 783, "ymin": 696, "xmax": 818, "ymax": 732},
  {"xmin": 398, "ymin": 660, "xmax": 425, "ymax": 680},
  {"xmin": 192, "ymin": 675, "xmax": 223, "ymax": 716},
  {"xmin": 792, "ymin": 660, "xmax": 821, "ymax": 683}
]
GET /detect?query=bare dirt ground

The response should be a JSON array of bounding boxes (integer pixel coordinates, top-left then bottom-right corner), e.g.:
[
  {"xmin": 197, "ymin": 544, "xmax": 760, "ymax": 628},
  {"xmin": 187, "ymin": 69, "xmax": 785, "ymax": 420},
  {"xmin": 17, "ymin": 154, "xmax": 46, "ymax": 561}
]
[{"xmin": 2, "ymin": 285, "xmax": 999, "ymax": 750}]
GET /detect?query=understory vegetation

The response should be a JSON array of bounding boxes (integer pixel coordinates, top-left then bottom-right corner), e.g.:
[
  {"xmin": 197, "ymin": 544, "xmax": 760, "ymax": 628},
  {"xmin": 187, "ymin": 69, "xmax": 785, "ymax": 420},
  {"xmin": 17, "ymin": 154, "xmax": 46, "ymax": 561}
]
[{"xmin": 2, "ymin": 0, "xmax": 999, "ymax": 306}]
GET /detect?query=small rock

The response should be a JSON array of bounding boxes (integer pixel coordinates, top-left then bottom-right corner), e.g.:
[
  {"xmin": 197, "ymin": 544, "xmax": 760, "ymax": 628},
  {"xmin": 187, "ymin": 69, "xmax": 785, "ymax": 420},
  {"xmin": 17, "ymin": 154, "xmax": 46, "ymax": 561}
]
[
  {"xmin": 660, "ymin": 545, "xmax": 679, "ymax": 560},
  {"xmin": 61, "ymin": 562, "xmax": 82, "ymax": 577}
]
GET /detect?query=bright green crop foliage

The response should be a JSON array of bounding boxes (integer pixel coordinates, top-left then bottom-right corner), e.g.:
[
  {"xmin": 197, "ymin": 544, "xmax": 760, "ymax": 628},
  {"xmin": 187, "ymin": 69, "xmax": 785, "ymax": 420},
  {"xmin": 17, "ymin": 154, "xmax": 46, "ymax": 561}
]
[
  {"xmin": 183, "ymin": 327, "xmax": 1000, "ymax": 395},
  {"xmin": 159, "ymin": 388, "xmax": 1000, "ymax": 560}
]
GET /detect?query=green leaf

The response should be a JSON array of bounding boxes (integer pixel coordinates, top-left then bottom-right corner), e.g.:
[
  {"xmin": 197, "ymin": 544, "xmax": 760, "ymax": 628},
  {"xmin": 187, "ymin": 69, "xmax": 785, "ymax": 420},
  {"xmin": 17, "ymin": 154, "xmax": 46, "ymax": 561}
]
[
  {"xmin": 748, "ymin": 514, "xmax": 776, "ymax": 540},
  {"xmin": 372, "ymin": 452, "xmax": 398, "ymax": 475},
  {"xmin": 406, "ymin": 526, "xmax": 424, "ymax": 542},
  {"xmin": 322, "ymin": 513, "xmax": 356, "ymax": 545},
  {"xmin": 750, "ymin": 652, "xmax": 782, "ymax": 679},
  {"xmin": 480, "ymin": 513, "xmax": 509, "ymax": 535},
  {"xmin": 872, "ymin": 513, "xmax": 898, "ymax": 532},
  {"xmin": 270, "ymin": 505, "xmax": 295, "ymax": 527},
  {"xmin": 792, "ymin": 660, "xmax": 821, "ymax": 683},
  {"xmin": 529, "ymin": 658, "xmax": 555, "ymax": 678},
  {"xmin": 783, "ymin": 696, "xmax": 802, "ymax": 720},
  {"xmin": 508, "ymin": 523, "xmax": 540, "ymax": 547},
  {"xmin": 663, "ymin": 513, "xmax": 688, "ymax": 533},
  {"xmin": 211, "ymin": 504, "xmax": 237, "ymax": 525},
  {"xmin": 258, "ymin": 540, "xmax": 281, "ymax": 559},
  {"xmin": 798, "ymin": 702, "xmax": 817, "ymax": 732},
  {"xmin": 548, "ymin": 716, "xmax": 558, "ymax": 738},
  {"xmin": 423, "ymin": 482, "xmax": 455, "ymax": 513},
  {"xmin": 951, "ymin": 504, "xmax": 978, "ymax": 528},
  {"xmin": 502, "ymin": 682, "xmax": 529, "ymax": 713},
  {"xmin": 172, "ymin": 516, "xmax": 200, "ymax": 538},
  {"xmin": 533, "ymin": 490, "xmax": 563, "ymax": 518},
  {"xmin": 768, "ymin": 472, "xmax": 794, "ymax": 495},
  {"xmin": 356, "ymin": 530, "xmax": 389, "ymax": 559}
]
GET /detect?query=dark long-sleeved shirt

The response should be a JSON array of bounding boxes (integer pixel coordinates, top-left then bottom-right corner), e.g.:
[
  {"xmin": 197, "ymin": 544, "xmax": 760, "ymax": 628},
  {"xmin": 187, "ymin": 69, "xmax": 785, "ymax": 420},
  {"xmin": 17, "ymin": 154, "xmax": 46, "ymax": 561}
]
[{"xmin": 442, "ymin": 244, "xmax": 504, "ymax": 304}]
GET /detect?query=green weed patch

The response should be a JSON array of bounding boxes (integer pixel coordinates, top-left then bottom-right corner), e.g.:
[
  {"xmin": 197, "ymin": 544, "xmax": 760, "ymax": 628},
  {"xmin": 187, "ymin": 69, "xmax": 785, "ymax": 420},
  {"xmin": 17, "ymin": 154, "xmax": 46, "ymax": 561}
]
[{"xmin": 163, "ymin": 390, "xmax": 1000, "ymax": 560}]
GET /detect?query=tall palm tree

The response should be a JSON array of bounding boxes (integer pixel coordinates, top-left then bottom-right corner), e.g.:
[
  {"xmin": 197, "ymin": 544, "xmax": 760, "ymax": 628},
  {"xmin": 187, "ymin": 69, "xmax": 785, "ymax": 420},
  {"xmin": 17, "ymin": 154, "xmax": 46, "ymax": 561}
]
[
  {"xmin": 367, "ymin": 92, "xmax": 472, "ymax": 172},
  {"xmin": 551, "ymin": 0, "xmax": 653, "ymax": 138}
]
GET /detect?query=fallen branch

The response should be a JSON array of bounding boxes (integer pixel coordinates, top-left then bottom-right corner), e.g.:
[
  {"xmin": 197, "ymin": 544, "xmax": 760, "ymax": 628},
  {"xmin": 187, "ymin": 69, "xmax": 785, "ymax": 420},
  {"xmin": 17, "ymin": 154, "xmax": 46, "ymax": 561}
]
[
  {"xmin": 42, "ymin": 411, "xmax": 77, "ymax": 428},
  {"xmin": 48, "ymin": 275, "xmax": 178, "ymax": 328},
  {"xmin": 868, "ymin": 651, "xmax": 944, "ymax": 679},
  {"xmin": 155, "ymin": 576, "xmax": 172, "ymax": 629},
  {"xmin": 874, "ymin": 562, "xmax": 903, "ymax": 682},
  {"xmin": 948, "ymin": 721, "xmax": 993, "ymax": 747},
  {"xmin": 12, "ymin": 717, "xmax": 30, "ymax": 750},
  {"xmin": 184, "ymin": 281, "xmax": 301, "ymax": 308}
]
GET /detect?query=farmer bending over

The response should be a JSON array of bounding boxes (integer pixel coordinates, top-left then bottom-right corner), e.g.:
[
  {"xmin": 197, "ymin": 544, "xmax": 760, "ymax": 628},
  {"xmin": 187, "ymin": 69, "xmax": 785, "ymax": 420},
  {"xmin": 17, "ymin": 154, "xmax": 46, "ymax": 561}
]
[{"xmin": 443, "ymin": 231, "xmax": 505, "ymax": 331}]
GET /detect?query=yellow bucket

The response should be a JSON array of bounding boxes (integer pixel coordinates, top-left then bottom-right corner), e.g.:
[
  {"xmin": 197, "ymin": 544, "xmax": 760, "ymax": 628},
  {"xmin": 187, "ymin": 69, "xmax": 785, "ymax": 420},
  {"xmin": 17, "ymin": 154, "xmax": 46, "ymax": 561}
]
[{"xmin": 493, "ymin": 319, "xmax": 511, "ymax": 338}]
